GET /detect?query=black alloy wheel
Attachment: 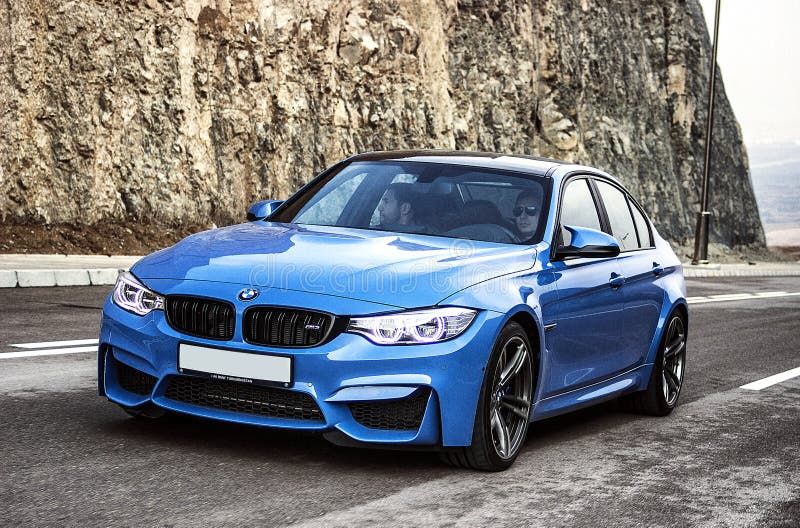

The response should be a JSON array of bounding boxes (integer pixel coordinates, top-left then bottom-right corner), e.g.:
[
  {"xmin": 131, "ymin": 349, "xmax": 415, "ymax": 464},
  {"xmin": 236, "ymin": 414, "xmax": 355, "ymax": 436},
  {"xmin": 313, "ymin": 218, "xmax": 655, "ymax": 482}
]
[
  {"xmin": 623, "ymin": 311, "xmax": 687, "ymax": 416},
  {"xmin": 441, "ymin": 321, "xmax": 534, "ymax": 471},
  {"xmin": 661, "ymin": 315, "xmax": 686, "ymax": 407}
]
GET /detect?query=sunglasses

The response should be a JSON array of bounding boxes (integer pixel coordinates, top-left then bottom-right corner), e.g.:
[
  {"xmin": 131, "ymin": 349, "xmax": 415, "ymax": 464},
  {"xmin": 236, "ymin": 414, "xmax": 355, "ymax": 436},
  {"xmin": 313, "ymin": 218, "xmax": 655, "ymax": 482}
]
[{"xmin": 513, "ymin": 206, "xmax": 538, "ymax": 217}]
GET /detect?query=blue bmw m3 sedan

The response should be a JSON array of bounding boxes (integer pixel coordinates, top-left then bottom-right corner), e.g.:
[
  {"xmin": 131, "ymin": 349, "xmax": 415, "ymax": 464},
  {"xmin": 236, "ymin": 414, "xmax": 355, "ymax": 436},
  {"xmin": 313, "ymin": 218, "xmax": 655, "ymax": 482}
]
[{"xmin": 100, "ymin": 151, "xmax": 687, "ymax": 471}]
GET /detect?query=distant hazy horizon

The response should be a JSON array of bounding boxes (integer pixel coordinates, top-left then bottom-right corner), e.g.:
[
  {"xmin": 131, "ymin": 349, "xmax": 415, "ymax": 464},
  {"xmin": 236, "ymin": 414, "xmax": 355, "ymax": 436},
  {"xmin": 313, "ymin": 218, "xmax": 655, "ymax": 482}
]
[
  {"xmin": 698, "ymin": 1, "xmax": 800, "ymax": 248},
  {"xmin": 698, "ymin": 0, "xmax": 800, "ymax": 145}
]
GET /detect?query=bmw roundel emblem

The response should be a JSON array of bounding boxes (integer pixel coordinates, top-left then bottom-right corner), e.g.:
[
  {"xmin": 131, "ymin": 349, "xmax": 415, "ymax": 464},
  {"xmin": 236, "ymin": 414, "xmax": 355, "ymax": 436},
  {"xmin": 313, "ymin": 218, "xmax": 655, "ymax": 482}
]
[{"xmin": 238, "ymin": 288, "xmax": 259, "ymax": 302}]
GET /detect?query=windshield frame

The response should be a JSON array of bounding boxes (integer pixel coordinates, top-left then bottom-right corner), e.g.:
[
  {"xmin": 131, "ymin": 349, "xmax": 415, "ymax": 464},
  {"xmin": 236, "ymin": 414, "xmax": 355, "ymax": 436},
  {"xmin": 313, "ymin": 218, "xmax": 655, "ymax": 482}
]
[{"xmin": 269, "ymin": 159, "xmax": 553, "ymax": 245}]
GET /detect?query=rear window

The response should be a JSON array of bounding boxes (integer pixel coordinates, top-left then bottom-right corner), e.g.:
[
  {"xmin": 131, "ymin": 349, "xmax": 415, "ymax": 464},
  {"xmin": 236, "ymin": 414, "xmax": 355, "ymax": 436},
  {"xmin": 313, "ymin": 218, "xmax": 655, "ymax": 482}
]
[{"xmin": 629, "ymin": 198, "xmax": 653, "ymax": 248}]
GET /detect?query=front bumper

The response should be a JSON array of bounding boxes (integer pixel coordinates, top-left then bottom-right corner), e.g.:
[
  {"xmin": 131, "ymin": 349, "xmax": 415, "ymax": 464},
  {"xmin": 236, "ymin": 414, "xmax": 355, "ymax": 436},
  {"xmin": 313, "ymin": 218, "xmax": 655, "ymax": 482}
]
[{"xmin": 99, "ymin": 289, "xmax": 503, "ymax": 447}]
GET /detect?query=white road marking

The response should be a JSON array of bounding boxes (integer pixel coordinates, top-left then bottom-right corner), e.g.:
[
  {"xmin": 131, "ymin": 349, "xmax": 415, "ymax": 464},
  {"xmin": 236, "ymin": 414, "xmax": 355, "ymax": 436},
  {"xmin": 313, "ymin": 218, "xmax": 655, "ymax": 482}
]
[
  {"xmin": 0, "ymin": 346, "xmax": 98, "ymax": 359},
  {"xmin": 753, "ymin": 291, "xmax": 794, "ymax": 297},
  {"xmin": 10, "ymin": 338, "xmax": 99, "ymax": 349},
  {"xmin": 687, "ymin": 291, "xmax": 800, "ymax": 304},
  {"xmin": 741, "ymin": 367, "xmax": 800, "ymax": 391}
]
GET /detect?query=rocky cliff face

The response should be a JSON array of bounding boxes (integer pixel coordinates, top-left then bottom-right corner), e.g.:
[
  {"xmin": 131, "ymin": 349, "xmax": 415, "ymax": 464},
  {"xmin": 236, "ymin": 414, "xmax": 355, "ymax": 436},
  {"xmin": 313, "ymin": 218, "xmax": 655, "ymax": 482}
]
[{"xmin": 0, "ymin": 0, "xmax": 765, "ymax": 249}]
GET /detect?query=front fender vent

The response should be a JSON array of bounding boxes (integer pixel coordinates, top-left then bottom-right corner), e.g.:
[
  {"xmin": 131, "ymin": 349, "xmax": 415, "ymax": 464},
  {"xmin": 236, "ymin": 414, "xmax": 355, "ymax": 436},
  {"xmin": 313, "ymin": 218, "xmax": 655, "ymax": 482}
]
[{"xmin": 115, "ymin": 359, "xmax": 158, "ymax": 397}]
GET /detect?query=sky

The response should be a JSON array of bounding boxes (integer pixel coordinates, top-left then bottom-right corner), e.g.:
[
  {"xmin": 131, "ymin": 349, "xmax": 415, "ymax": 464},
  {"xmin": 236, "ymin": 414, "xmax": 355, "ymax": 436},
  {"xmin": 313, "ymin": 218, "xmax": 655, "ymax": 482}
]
[{"xmin": 698, "ymin": 0, "xmax": 800, "ymax": 144}]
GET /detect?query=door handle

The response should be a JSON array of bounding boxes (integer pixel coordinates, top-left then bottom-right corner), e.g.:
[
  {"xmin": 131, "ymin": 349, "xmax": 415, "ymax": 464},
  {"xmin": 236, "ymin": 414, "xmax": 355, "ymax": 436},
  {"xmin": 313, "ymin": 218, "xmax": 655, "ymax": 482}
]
[
  {"xmin": 652, "ymin": 262, "xmax": 664, "ymax": 276},
  {"xmin": 609, "ymin": 272, "xmax": 625, "ymax": 288}
]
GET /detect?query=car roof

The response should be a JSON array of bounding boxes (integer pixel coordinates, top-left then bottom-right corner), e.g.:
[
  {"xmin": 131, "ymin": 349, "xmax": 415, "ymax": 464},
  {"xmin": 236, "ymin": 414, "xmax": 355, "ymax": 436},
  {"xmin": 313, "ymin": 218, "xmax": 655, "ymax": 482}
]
[
  {"xmin": 347, "ymin": 150, "xmax": 625, "ymax": 190},
  {"xmin": 349, "ymin": 150, "xmax": 566, "ymax": 177}
]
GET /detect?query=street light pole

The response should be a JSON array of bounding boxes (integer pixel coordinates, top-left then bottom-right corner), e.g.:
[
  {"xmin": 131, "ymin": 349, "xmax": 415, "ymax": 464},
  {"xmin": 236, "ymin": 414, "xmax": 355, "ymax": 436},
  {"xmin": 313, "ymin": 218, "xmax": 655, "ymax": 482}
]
[{"xmin": 692, "ymin": 0, "xmax": 721, "ymax": 265}]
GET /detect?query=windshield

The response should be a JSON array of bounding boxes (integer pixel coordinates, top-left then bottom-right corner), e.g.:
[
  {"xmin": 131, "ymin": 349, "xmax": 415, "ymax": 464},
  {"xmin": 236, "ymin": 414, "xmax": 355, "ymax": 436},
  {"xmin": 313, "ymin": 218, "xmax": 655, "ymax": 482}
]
[{"xmin": 271, "ymin": 160, "xmax": 550, "ymax": 244}]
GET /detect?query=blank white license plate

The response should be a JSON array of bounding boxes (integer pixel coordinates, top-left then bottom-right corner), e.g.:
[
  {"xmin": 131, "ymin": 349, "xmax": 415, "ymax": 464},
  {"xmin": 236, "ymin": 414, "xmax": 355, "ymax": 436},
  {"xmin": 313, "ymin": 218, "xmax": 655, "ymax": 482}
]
[{"xmin": 178, "ymin": 343, "xmax": 292, "ymax": 386}]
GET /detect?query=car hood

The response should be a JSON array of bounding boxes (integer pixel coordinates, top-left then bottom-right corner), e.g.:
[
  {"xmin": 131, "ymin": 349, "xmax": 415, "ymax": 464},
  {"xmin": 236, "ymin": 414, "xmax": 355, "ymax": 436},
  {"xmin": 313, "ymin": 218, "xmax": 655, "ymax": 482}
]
[{"xmin": 131, "ymin": 222, "xmax": 536, "ymax": 309}]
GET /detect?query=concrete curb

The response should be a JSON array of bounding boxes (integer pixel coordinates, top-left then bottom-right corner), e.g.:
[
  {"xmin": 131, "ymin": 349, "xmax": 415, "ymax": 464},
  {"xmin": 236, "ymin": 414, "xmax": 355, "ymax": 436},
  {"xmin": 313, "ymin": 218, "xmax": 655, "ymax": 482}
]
[
  {"xmin": 0, "ymin": 268, "xmax": 125, "ymax": 288},
  {"xmin": 683, "ymin": 269, "xmax": 800, "ymax": 278},
  {"xmin": 683, "ymin": 266, "xmax": 800, "ymax": 278},
  {"xmin": 0, "ymin": 270, "xmax": 17, "ymax": 288}
]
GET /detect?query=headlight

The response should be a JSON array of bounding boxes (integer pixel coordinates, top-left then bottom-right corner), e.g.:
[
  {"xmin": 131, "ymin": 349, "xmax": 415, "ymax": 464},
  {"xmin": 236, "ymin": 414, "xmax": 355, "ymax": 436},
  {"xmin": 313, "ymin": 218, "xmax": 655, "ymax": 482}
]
[
  {"xmin": 112, "ymin": 272, "xmax": 164, "ymax": 316},
  {"xmin": 347, "ymin": 307, "xmax": 477, "ymax": 345}
]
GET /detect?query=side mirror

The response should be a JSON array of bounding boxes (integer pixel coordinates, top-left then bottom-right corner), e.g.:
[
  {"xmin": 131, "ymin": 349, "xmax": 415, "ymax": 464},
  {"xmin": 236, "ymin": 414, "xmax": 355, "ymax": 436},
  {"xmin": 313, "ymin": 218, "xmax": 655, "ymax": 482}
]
[
  {"xmin": 556, "ymin": 225, "xmax": 620, "ymax": 259},
  {"xmin": 247, "ymin": 200, "xmax": 284, "ymax": 221}
]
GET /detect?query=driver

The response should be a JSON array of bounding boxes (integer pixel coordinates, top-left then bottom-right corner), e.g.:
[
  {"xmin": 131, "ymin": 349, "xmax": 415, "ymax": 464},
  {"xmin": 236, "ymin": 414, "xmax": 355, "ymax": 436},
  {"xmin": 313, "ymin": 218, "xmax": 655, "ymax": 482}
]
[
  {"xmin": 513, "ymin": 189, "xmax": 542, "ymax": 242},
  {"xmin": 378, "ymin": 183, "xmax": 420, "ymax": 231}
]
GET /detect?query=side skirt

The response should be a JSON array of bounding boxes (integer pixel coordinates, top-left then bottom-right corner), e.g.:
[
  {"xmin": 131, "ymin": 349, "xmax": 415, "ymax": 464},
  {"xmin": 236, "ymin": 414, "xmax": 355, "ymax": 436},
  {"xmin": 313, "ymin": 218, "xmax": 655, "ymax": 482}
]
[{"xmin": 531, "ymin": 364, "xmax": 651, "ymax": 421}]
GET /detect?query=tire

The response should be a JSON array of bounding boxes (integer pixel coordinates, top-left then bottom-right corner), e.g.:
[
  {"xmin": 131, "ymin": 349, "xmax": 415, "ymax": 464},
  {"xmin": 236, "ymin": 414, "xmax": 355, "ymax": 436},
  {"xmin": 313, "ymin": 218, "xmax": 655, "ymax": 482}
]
[
  {"xmin": 440, "ymin": 321, "xmax": 535, "ymax": 471},
  {"xmin": 623, "ymin": 311, "xmax": 687, "ymax": 416},
  {"xmin": 117, "ymin": 402, "xmax": 167, "ymax": 420}
]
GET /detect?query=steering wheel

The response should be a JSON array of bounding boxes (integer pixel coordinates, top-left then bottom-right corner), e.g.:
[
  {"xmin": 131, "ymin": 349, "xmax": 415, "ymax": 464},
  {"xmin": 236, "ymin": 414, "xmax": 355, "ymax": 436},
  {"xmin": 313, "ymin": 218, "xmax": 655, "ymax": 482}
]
[
  {"xmin": 497, "ymin": 225, "xmax": 519, "ymax": 243},
  {"xmin": 443, "ymin": 224, "xmax": 518, "ymax": 243}
]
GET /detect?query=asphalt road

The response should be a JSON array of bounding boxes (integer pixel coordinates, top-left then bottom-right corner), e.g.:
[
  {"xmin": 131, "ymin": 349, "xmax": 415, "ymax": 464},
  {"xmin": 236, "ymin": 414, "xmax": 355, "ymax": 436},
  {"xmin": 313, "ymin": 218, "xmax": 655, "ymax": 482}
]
[{"xmin": 0, "ymin": 277, "xmax": 798, "ymax": 527}]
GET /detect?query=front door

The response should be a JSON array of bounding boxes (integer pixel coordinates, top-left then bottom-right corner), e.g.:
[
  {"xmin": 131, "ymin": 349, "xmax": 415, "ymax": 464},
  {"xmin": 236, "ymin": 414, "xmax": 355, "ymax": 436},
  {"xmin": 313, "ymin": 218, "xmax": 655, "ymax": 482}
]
[
  {"xmin": 542, "ymin": 178, "xmax": 628, "ymax": 397},
  {"xmin": 545, "ymin": 257, "xmax": 626, "ymax": 397}
]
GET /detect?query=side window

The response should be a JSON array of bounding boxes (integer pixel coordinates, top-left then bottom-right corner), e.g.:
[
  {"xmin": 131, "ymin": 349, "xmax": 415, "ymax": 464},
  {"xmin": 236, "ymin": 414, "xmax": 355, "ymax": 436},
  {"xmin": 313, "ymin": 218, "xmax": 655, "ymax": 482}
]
[
  {"xmin": 595, "ymin": 180, "xmax": 638, "ymax": 251},
  {"xmin": 628, "ymin": 198, "xmax": 653, "ymax": 248},
  {"xmin": 560, "ymin": 179, "xmax": 602, "ymax": 245}
]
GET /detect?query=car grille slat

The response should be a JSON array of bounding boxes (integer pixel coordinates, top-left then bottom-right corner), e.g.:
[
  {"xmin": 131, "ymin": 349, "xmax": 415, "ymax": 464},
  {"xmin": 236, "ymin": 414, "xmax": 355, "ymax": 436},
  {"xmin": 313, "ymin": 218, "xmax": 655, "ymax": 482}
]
[
  {"xmin": 182, "ymin": 298, "xmax": 190, "ymax": 331},
  {"xmin": 165, "ymin": 295, "xmax": 235, "ymax": 340},
  {"xmin": 244, "ymin": 307, "xmax": 336, "ymax": 348},
  {"xmin": 271, "ymin": 311, "xmax": 284, "ymax": 344},
  {"xmin": 299, "ymin": 313, "xmax": 311, "ymax": 345},
  {"xmin": 164, "ymin": 376, "xmax": 324, "ymax": 421},
  {"xmin": 348, "ymin": 389, "xmax": 430, "ymax": 430},
  {"xmin": 250, "ymin": 309, "xmax": 260, "ymax": 344},
  {"xmin": 261, "ymin": 310, "xmax": 272, "ymax": 344},
  {"xmin": 201, "ymin": 302, "xmax": 210, "ymax": 336},
  {"xmin": 190, "ymin": 299, "xmax": 199, "ymax": 334},
  {"xmin": 286, "ymin": 312, "xmax": 298, "ymax": 345},
  {"xmin": 177, "ymin": 298, "xmax": 185, "ymax": 329},
  {"xmin": 210, "ymin": 303, "xmax": 217, "ymax": 335},
  {"xmin": 220, "ymin": 304, "xmax": 233, "ymax": 338}
]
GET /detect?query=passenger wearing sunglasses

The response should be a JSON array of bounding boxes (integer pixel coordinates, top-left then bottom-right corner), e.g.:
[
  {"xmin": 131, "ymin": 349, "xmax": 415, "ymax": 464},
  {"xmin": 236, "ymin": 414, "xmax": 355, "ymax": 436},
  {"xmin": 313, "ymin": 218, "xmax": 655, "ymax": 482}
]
[{"xmin": 513, "ymin": 190, "xmax": 541, "ymax": 242}]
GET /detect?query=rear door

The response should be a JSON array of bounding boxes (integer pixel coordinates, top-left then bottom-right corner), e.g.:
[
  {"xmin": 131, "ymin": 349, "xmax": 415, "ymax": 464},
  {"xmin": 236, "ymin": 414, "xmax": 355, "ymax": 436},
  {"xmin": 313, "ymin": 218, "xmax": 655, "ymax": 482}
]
[
  {"xmin": 593, "ymin": 179, "xmax": 663, "ymax": 367},
  {"xmin": 544, "ymin": 177, "xmax": 626, "ymax": 397}
]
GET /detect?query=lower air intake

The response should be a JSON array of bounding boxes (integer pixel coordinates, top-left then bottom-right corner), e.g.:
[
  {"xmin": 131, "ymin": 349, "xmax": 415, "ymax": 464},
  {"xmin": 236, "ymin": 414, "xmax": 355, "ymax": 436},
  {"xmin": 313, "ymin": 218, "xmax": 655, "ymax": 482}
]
[
  {"xmin": 348, "ymin": 388, "xmax": 430, "ymax": 430},
  {"xmin": 164, "ymin": 376, "xmax": 324, "ymax": 421},
  {"xmin": 115, "ymin": 359, "xmax": 158, "ymax": 396}
]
